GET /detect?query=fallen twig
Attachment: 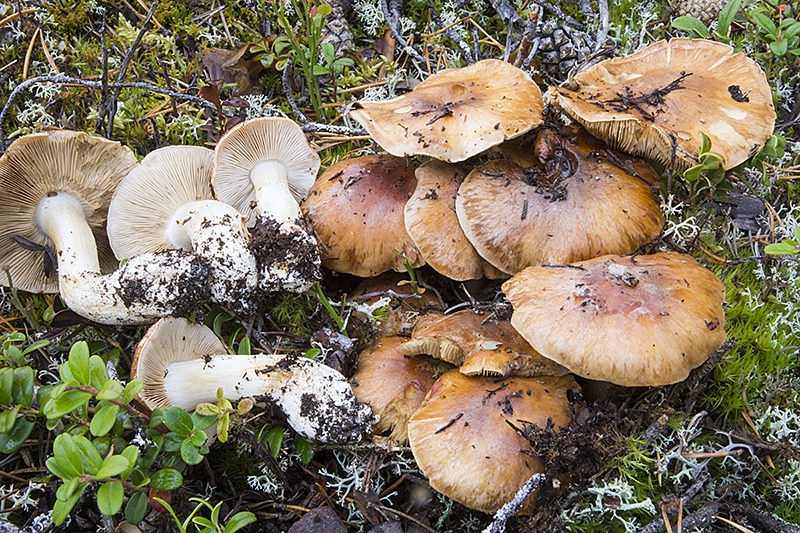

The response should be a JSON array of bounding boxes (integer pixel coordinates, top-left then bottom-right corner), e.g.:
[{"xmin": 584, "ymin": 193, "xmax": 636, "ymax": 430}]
[{"xmin": 482, "ymin": 473, "xmax": 544, "ymax": 533}]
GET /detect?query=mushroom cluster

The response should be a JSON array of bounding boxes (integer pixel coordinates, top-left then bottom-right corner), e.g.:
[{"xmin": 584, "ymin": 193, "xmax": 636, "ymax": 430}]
[
  {"xmin": 306, "ymin": 58, "xmax": 667, "ymax": 281},
  {"xmin": 333, "ymin": 38, "xmax": 773, "ymax": 516}
]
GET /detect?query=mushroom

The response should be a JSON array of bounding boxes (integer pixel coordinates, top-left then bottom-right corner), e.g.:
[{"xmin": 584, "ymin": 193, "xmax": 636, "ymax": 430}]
[
  {"xmin": 399, "ymin": 309, "xmax": 569, "ymax": 378},
  {"xmin": 301, "ymin": 154, "xmax": 424, "ymax": 277},
  {"xmin": 404, "ymin": 160, "xmax": 505, "ymax": 281},
  {"xmin": 549, "ymin": 38, "xmax": 776, "ymax": 170},
  {"xmin": 455, "ymin": 123, "xmax": 664, "ymax": 275},
  {"xmin": 0, "ymin": 130, "xmax": 212, "ymax": 325},
  {"xmin": 131, "ymin": 317, "xmax": 374, "ymax": 443},
  {"xmin": 350, "ymin": 336, "xmax": 452, "ymax": 443},
  {"xmin": 407, "ymin": 370, "xmax": 579, "ymax": 514},
  {"xmin": 349, "ymin": 59, "xmax": 544, "ymax": 162},
  {"xmin": 213, "ymin": 117, "xmax": 322, "ymax": 293},
  {"xmin": 107, "ymin": 145, "xmax": 259, "ymax": 314},
  {"xmin": 501, "ymin": 252, "xmax": 727, "ymax": 386}
]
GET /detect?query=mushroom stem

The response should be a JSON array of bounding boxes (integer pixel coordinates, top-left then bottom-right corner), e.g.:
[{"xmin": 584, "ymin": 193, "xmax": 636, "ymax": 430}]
[
  {"xmin": 250, "ymin": 160, "xmax": 303, "ymax": 229},
  {"xmin": 35, "ymin": 191, "xmax": 211, "ymax": 325},
  {"xmin": 168, "ymin": 200, "xmax": 259, "ymax": 313},
  {"xmin": 162, "ymin": 353, "xmax": 374, "ymax": 442}
]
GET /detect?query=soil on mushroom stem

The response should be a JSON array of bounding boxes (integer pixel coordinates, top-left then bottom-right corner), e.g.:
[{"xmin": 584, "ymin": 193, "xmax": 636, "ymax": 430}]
[{"xmin": 248, "ymin": 216, "xmax": 321, "ymax": 285}]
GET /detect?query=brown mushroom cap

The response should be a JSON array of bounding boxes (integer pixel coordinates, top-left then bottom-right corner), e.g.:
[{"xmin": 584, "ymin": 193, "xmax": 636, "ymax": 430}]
[
  {"xmin": 549, "ymin": 38, "xmax": 775, "ymax": 170},
  {"xmin": 349, "ymin": 59, "xmax": 544, "ymax": 162},
  {"xmin": 456, "ymin": 124, "xmax": 664, "ymax": 275},
  {"xmin": 301, "ymin": 154, "xmax": 424, "ymax": 277},
  {"xmin": 351, "ymin": 336, "xmax": 453, "ymax": 443},
  {"xmin": 399, "ymin": 309, "xmax": 569, "ymax": 378},
  {"xmin": 404, "ymin": 160, "xmax": 505, "ymax": 281},
  {"xmin": 407, "ymin": 370, "xmax": 578, "ymax": 514},
  {"xmin": 501, "ymin": 252, "xmax": 726, "ymax": 386},
  {"xmin": 0, "ymin": 130, "xmax": 137, "ymax": 293}
]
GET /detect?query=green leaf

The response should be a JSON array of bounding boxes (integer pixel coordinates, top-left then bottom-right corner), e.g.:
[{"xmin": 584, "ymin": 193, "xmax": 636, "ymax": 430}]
[
  {"xmin": 238, "ymin": 336, "xmax": 251, "ymax": 356},
  {"xmin": 0, "ymin": 368, "xmax": 12, "ymax": 406},
  {"xmin": 90, "ymin": 402, "xmax": 120, "ymax": 437},
  {"xmin": 295, "ymin": 435, "xmax": 315, "ymax": 464},
  {"xmin": 0, "ymin": 406, "xmax": 21, "ymax": 433},
  {"xmin": 717, "ymin": 0, "xmax": 742, "ymax": 35},
  {"xmin": 671, "ymin": 16, "xmax": 709, "ymax": 38},
  {"xmin": 225, "ymin": 512, "xmax": 257, "ymax": 533},
  {"xmin": 192, "ymin": 517, "xmax": 215, "ymax": 529},
  {"xmin": 150, "ymin": 468, "xmax": 183, "ymax": 491},
  {"xmin": 163, "ymin": 406, "xmax": 193, "ymax": 436},
  {"xmin": 217, "ymin": 413, "xmax": 230, "ymax": 443},
  {"xmin": 259, "ymin": 426, "xmax": 284, "ymax": 458},
  {"xmin": 191, "ymin": 412, "xmax": 216, "ymax": 431},
  {"xmin": 683, "ymin": 165, "xmax": 703, "ymax": 182},
  {"xmin": 97, "ymin": 481, "xmax": 124, "ymax": 516},
  {"xmin": 765, "ymin": 241, "xmax": 799, "ymax": 255},
  {"xmin": 126, "ymin": 491, "xmax": 149, "ymax": 524},
  {"xmin": 96, "ymin": 379, "xmax": 124, "ymax": 401},
  {"xmin": 190, "ymin": 430, "xmax": 208, "ymax": 447},
  {"xmin": 122, "ymin": 380, "xmax": 143, "ymax": 404},
  {"xmin": 194, "ymin": 403, "xmax": 220, "ymax": 416},
  {"xmin": 181, "ymin": 439, "xmax": 204, "ymax": 465},
  {"xmin": 312, "ymin": 65, "xmax": 329, "ymax": 76},
  {"xmin": 317, "ymin": 3, "xmax": 332, "ymax": 16},
  {"xmin": 52, "ymin": 434, "xmax": 84, "ymax": 477},
  {"xmin": 12, "ymin": 366, "xmax": 34, "ymax": 408},
  {"xmin": 751, "ymin": 11, "xmax": 778, "ymax": 38},
  {"xmin": 53, "ymin": 484, "xmax": 85, "ymax": 525},
  {"xmin": 56, "ymin": 477, "xmax": 81, "ymax": 502},
  {"xmin": 119, "ymin": 445, "xmax": 140, "ymax": 481},
  {"xmin": 699, "ymin": 132, "xmax": 712, "ymax": 155},
  {"xmin": 149, "ymin": 407, "xmax": 165, "ymax": 429},
  {"xmin": 73, "ymin": 434, "xmax": 103, "ymax": 475},
  {"xmin": 46, "ymin": 457, "xmax": 70, "ymax": 480},
  {"xmin": 68, "ymin": 341, "xmax": 91, "ymax": 386},
  {"xmin": 769, "ymin": 39, "xmax": 788, "ymax": 56},
  {"xmin": 22, "ymin": 339, "xmax": 49, "ymax": 356},
  {"xmin": 96, "ymin": 455, "xmax": 130, "ymax": 480},
  {"xmin": 89, "ymin": 355, "xmax": 109, "ymax": 390},
  {"xmin": 0, "ymin": 416, "xmax": 34, "ymax": 454},
  {"xmin": 43, "ymin": 389, "xmax": 92, "ymax": 419}
]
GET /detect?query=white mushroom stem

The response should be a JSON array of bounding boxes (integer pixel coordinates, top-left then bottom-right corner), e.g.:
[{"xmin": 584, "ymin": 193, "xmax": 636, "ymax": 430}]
[
  {"xmin": 167, "ymin": 200, "xmax": 258, "ymax": 313},
  {"xmin": 35, "ymin": 192, "xmax": 210, "ymax": 325},
  {"xmin": 162, "ymin": 353, "xmax": 374, "ymax": 443},
  {"xmin": 250, "ymin": 160, "xmax": 305, "ymax": 231},
  {"xmin": 248, "ymin": 160, "xmax": 321, "ymax": 294}
]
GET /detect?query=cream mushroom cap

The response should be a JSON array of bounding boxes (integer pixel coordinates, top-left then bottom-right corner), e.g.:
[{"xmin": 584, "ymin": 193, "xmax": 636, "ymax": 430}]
[
  {"xmin": 213, "ymin": 117, "xmax": 320, "ymax": 227},
  {"xmin": 350, "ymin": 59, "xmax": 544, "ymax": 162},
  {"xmin": 107, "ymin": 145, "xmax": 259, "ymax": 314},
  {"xmin": 0, "ymin": 130, "xmax": 136, "ymax": 293},
  {"xmin": 502, "ymin": 252, "xmax": 727, "ymax": 386},
  {"xmin": 549, "ymin": 38, "xmax": 776, "ymax": 170}
]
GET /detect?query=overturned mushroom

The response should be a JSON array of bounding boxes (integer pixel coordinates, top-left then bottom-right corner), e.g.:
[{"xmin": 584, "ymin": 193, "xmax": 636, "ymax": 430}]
[
  {"xmin": 502, "ymin": 252, "xmax": 727, "ymax": 386},
  {"xmin": 107, "ymin": 145, "xmax": 259, "ymax": 314},
  {"xmin": 213, "ymin": 117, "xmax": 322, "ymax": 293},
  {"xmin": 350, "ymin": 59, "xmax": 544, "ymax": 162},
  {"xmin": 132, "ymin": 317, "xmax": 374, "ymax": 443},
  {"xmin": 0, "ymin": 130, "xmax": 211, "ymax": 325},
  {"xmin": 549, "ymin": 38, "xmax": 775, "ymax": 170},
  {"xmin": 399, "ymin": 309, "xmax": 569, "ymax": 378},
  {"xmin": 407, "ymin": 370, "xmax": 579, "ymax": 514}
]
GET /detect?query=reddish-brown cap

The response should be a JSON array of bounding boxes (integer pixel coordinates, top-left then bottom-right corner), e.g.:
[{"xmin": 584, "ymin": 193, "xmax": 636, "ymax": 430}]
[
  {"xmin": 456, "ymin": 124, "xmax": 664, "ymax": 275},
  {"xmin": 502, "ymin": 252, "xmax": 726, "ymax": 386},
  {"xmin": 399, "ymin": 309, "xmax": 569, "ymax": 378},
  {"xmin": 405, "ymin": 160, "xmax": 505, "ymax": 281},
  {"xmin": 301, "ymin": 154, "xmax": 423, "ymax": 277},
  {"xmin": 351, "ymin": 336, "xmax": 453, "ymax": 443},
  {"xmin": 407, "ymin": 370, "xmax": 578, "ymax": 514},
  {"xmin": 350, "ymin": 59, "xmax": 544, "ymax": 162},
  {"xmin": 549, "ymin": 38, "xmax": 775, "ymax": 170}
]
